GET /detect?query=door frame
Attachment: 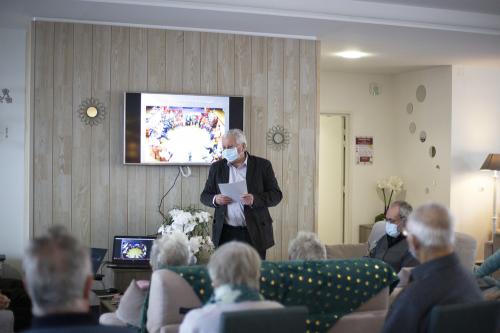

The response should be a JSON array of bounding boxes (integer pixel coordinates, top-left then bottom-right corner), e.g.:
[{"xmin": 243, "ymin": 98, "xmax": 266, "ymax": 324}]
[{"xmin": 318, "ymin": 112, "xmax": 352, "ymax": 244}]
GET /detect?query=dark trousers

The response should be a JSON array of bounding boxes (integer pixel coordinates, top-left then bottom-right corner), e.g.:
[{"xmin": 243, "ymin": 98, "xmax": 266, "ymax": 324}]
[{"xmin": 219, "ymin": 224, "xmax": 266, "ymax": 260}]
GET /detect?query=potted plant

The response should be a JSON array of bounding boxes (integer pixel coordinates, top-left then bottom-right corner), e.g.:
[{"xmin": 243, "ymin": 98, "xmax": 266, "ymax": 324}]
[
  {"xmin": 375, "ymin": 176, "xmax": 404, "ymax": 222},
  {"xmin": 158, "ymin": 207, "xmax": 214, "ymax": 264}
]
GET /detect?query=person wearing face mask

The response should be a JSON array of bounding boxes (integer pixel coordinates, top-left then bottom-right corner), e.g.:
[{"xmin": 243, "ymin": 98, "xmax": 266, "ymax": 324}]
[
  {"xmin": 381, "ymin": 203, "xmax": 483, "ymax": 333},
  {"xmin": 368, "ymin": 201, "xmax": 419, "ymax": 273},
  {"xmin": 200, "ymin": 129, "xmax": 282, "ymax": 259}
]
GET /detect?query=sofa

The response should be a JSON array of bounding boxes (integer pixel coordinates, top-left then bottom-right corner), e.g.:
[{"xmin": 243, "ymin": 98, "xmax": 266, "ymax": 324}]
[
  {"xmin": 326, "ymin": 221, "xmax": 477, "ymax": 271},
  {"xmin": 143, "ymin": 259, "xmax": 397, "ymax": 333}
]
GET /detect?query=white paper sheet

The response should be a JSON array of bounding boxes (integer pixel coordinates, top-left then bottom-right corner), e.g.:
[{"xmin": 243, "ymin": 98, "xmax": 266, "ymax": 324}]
[{"xmin": 218, "ymin": 180, "xmax": 248, "ymax": 202}]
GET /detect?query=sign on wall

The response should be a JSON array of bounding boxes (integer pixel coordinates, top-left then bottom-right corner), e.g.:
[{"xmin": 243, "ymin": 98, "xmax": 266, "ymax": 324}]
[{"xmin": 355, "ymin": 136, "xmax": 373, "ymax": 165}]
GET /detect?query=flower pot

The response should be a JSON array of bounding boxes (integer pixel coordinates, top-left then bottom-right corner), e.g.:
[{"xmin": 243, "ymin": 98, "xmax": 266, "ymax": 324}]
[
  {"xmin": 374, "ymin": 213, "xmax": 386, "ymax": 223},
  {"xmin": 196, "ymin": 249, "xmax": 212, "ymax": 265}
]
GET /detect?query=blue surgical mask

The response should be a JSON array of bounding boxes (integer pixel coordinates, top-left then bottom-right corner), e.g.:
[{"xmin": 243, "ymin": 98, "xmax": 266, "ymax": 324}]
[
  {"xmin": 222, "ymin": 147, "xmax": 239, "ymax": 162},
  {"xmin": 385, "ymin": 221, "xmax": 401, "ymax": 238}
]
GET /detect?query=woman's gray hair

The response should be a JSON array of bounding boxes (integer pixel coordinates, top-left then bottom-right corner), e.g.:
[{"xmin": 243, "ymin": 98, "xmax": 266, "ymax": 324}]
[
  {"xmin": 150, "ymin": 231, "xmax": 190, "ymax": 270},
  {"xmin": 22, "ymin": 226, "xmax": 92, "ymax": 316},
  {"xmin": 208, "ymin": 241, "xmax": 261, "ymax": 290},
  {"xmin": 288, "ymin": 231, "xmax": 327, "ymax": 260},
  {"xmin": 222, "ymin": 129, "xmax": 247, "ymax": 147},
  {"xmin": 406, "ymin": 203, "xmax": 455, "ymax": 249}
]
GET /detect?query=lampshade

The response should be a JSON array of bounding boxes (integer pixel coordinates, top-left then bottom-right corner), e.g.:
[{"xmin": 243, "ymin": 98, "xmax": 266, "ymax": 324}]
[{"xmin": 480, "ymin": 154, "xmax": 500, "ymax": 171}]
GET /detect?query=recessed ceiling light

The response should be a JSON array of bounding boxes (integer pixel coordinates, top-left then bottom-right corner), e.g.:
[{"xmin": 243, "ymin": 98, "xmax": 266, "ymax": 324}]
[{"xmin": 334, "ymin": 50, "xmax": 371, "ymax": 59}]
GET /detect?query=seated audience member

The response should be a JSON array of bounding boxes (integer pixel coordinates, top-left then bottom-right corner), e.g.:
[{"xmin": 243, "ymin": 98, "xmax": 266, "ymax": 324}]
[
  {"xmin": 100, "ymin": 231, "xmax": 191, "ymax": 327},
  {"xmin": 474, "ymin": 249, "xmax": 500, "ymax": 300},
  {"xmin": 381, "ymin": 203, "xmax": 483, "ymax": 333},
  {"xmin": 369, "ymin": 200, "xmax": 419, "ymax": 272},
  {"xmin": 179, "ymin": 242, "xmax": 282, "ymax": 333},
  {"xmin": 0, "ymin": 292, "xmax": 10, "ymax": 310},
  {"xmin": 0, "ymin": 278, "xmax": 32, "ymax": 331},
  {"xmin": 288, "ymin": 231, "xmax": 327, "ymax": 260},
  {"xmin": 22, "ymin": 226, "xmax": 134, "ymax": 333}
]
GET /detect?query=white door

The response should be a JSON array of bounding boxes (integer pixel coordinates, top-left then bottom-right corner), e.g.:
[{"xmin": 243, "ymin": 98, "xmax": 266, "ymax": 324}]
[{"xmin": 318, "ymin": 114, "xmax": 345, "ymax": 245}]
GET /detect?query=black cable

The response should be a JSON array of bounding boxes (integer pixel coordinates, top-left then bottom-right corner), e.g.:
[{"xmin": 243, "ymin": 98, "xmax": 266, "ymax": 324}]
[{"xmin": 157, "ymin": 167, "xmax": 182, "ymax": 231}]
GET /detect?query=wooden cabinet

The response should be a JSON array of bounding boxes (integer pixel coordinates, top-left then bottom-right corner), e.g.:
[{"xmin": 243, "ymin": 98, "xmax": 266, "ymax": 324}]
[{"xmin": 359, "ymin": 224, "xmax": 374, "ymax": 243}]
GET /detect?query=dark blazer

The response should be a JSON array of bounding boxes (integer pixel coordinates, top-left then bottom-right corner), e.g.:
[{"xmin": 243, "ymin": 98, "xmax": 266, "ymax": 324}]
[
  {"xmin": 369, "ymin": 234, "xmax": 419, "ymax": 273},
  {"xmin": 200, "ymin": 154, "xmax": 282, "ymax": 253},
  {"xmin": 381, "ymin": 253, "xmax": 483, "ymax": 333}
]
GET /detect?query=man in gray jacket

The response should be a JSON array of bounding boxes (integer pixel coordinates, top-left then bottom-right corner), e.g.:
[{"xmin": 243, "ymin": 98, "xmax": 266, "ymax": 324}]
[{"xmin": 369, "ymin": 201, "xmax": 419, "ymax": 273}]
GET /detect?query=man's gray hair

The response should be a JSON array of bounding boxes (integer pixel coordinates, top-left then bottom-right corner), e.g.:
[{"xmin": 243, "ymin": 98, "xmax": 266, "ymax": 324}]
[
  {"xmin": 222, "ymin": 129, "xmax": 247, "ymax": 147},
  {"xmin": 391, "ymin": 200, "xmax": 413, "ymax": 224},
  {"xmin": 22, "ymin": 226, "xmax": 92, "ymax": 316},
  {"xmin": 406, "ymin": 203, "xmax": 455, "ymax": 249},
  {"xmin": 288, "ymin": 231, "xmax": 327, "ymax": 260},
  {"xmin": 208, "ymin": 241, "xmax": 261, "ymax": 290},
  {"xmin": 150, "ymin": 231, "xmax": 190, "ymax": 270}
]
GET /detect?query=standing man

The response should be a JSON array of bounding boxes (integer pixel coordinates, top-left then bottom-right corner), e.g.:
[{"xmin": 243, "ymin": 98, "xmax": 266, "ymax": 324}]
[{"xmin": 200, "ymin": 129, "xmax": 282, "ymax": 259}]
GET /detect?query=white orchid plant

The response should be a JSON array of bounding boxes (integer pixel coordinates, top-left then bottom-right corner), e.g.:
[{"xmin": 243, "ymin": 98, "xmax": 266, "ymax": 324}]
[
  {"xmin": 376, "ymin": 176, "xmax": 404, "ymax": 221},
  {"xmin": 158, "ymin": 207, "xmax": 214, "ymax": 262}
]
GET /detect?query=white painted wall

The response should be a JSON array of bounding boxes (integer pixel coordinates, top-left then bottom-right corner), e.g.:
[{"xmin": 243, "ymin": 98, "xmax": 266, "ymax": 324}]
[
  {"xmin": 0, "ymin": 28, "xmax": 27, "ymax": 277},
  {"xmin": 451, "ymin": 66, "xmax": 500, "ymax": 259},
  {"xmin": 320, "ymin": 71, "xmax": 398, "ymax": 243},
  {"xmin": 394, "ymin": 66, "xmax": 452, "ymax": 206}
]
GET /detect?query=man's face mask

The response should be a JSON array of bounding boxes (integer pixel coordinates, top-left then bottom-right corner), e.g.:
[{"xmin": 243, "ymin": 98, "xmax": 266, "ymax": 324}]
[
  {"xmin": 222, "ymin": 147, "xmax": 239, "ymax": 162},
  {"xmin": 385, "ymin": 221, "xmax": 401, "ymax": 238}
]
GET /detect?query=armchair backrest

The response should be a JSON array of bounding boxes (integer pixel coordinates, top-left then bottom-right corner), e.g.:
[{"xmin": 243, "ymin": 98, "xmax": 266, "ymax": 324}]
[
  {"xmin": 454, "ymin": 232, "xmax": 477, "ymax": 271},
  {"xmin": 147, "ymin": 269, "xmax": 202, "ymax": 333},
  {"xmin": 428, "ymin": 300, "xmax": 500, "ymax": 333},
  {"xmin": 219, "ymin": 306, "xmax": 308, "ymax": 333},
  {"xmin": 368, "ymin": 221, "xmax": 387, "ymax": 251}
]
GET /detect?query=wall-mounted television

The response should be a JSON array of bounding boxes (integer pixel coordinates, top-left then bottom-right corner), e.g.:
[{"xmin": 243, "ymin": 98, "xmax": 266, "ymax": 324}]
[{"xmin": 124, "ymin": 92, "xmax": 244, "ymax": 165}]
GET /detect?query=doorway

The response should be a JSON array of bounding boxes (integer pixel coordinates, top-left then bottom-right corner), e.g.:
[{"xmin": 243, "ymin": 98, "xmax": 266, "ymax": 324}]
[{"xmin": 318, "ymin": 114, "xmax": 348, "ymax": 245}]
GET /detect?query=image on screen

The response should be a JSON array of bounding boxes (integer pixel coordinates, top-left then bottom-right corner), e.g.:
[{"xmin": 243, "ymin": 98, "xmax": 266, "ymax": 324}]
[
  {"xmin": 140, "ymin": 93, "xmax": 228, "ymax": 164},
  {"xmin": 119, "ymin": 239, "xmax": 150, "ymax": 260}
]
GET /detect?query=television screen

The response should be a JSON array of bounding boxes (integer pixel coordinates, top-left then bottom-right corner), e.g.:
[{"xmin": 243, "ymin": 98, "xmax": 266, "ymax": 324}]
[{"xmin": 124, "ymin": 92, "xmax": 244, "ymax": 165}]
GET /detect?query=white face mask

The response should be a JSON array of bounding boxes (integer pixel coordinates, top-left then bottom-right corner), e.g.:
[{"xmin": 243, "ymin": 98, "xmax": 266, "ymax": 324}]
[
  {"xmin": 222, "ymin": 147, "xmax": 239, "ymax": 162},
  {"xmin": 385, "ymin": 221, "xmax": 401, "ymax": 238}
]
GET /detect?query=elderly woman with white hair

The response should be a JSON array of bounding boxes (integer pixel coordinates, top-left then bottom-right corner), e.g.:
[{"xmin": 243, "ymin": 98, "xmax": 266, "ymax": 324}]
[
  {"xmin": 288, "ymin": 231, "xmax": 327, "ymax": 260},
  {"xmin": 100, "ymin": 231, "xmax": 191, "ymax": 328},
  {"xmin": 179, "ymin": 241, "xmax": 282, "ymax": 333}
]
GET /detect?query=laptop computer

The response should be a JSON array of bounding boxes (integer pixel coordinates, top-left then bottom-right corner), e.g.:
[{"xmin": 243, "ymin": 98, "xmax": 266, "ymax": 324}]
[
  {"xmin": 90, "ymin": 248, "xmax": 107, "ymax": 275},
  {"xmin": 108, "ymin": 235, "xmax": 156, "ymax": 269}
]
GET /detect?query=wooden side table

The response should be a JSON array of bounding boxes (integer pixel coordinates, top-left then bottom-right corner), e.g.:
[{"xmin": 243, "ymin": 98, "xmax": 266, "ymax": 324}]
[
  {"xmin": 107, "ymin": 265, "xmax": 152, "ymax": 292},
  {"xmin": 359, "ymin": 224, "xmax": 374, "ymax": 243}
]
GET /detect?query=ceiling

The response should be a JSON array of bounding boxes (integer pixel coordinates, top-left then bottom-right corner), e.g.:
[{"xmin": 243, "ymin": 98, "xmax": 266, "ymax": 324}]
[
  {"xmin": 357, "ymin": 0, "xmax": 500, "ymax": 15},
  {"xmin": 2, "ymin": 0, "xmax": 500, "ymax": 74}
]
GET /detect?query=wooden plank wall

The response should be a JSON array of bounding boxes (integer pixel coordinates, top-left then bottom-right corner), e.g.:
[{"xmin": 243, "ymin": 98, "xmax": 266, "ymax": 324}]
[{"xmin": 31, "ymin": 21, "xmax": 318, "ymax": 261}]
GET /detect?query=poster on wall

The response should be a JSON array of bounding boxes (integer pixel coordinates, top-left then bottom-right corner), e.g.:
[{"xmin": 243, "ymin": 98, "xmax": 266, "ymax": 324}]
[{"xmin": 355, "ymin": 136, "xmax": 373, "ymax": 165}]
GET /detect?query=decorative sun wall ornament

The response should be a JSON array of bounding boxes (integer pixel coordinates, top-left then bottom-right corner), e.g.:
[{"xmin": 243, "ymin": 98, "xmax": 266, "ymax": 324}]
[
  {"xmin": 0, "ymin": 89, "xmax": 13, "ymax": 103},
  {"xmin": 266, "ymin": 125, "xmax": 290, "ymax": 150},
  {"xmin": 78, "ymin": 98, "xmax": 106, "ymax": 126}
]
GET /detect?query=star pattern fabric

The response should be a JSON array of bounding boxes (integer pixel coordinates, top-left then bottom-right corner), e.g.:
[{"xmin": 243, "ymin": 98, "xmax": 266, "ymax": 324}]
[{"xmin": 141, "ymin": 259, "xmax": 398, "ymax": 333}]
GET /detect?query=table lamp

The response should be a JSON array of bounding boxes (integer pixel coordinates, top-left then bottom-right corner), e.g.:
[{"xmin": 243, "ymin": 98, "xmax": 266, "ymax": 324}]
[{"xmin": 481, "ymin": 153, "xmax": 500, "ymax": 239}]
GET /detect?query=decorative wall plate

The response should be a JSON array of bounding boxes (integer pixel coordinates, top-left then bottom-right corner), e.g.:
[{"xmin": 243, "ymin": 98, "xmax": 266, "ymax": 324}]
[
  {"xmin": 267, "ymin": 125, "xmax": 290, "ymax": 150},
  {"xmin": 78, "ymin": 97, "xmax": 106, "ymax": 126}
]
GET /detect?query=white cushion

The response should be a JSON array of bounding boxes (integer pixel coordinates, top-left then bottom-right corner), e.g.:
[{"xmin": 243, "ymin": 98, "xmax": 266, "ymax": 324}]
[{"xmin": 147, "ymin": 269, "xmax": 202, "ymax": 333}]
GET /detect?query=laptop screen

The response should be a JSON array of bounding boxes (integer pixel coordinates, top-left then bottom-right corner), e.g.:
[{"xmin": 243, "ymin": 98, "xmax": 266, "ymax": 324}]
[{"xmin": 112, "ymin": 236, "xmax": 156, "ymax": 265}]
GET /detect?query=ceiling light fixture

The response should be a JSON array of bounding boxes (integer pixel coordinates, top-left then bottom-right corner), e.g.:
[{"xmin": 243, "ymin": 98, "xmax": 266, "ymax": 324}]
[{"xmin": 334, "ymin": 50, "xmax": 371, "ymax": 59}]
